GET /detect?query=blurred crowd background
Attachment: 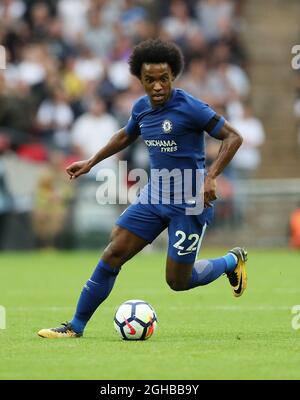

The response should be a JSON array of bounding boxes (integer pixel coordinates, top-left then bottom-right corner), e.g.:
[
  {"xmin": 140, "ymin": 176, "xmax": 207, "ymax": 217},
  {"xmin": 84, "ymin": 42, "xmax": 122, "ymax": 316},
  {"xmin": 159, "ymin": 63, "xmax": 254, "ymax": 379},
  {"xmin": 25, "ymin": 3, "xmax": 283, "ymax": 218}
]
[{"xmin": 0, "ymin": 0, "xmax": 299, "ymax": 250}]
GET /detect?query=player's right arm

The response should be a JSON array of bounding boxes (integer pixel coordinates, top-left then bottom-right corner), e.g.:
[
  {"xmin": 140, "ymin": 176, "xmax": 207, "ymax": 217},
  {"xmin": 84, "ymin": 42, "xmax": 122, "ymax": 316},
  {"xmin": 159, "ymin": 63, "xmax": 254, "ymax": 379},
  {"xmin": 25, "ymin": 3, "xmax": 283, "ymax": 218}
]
[{"xmin": 66, "ymin": 127, "xmax": 138, "ymax": 180}]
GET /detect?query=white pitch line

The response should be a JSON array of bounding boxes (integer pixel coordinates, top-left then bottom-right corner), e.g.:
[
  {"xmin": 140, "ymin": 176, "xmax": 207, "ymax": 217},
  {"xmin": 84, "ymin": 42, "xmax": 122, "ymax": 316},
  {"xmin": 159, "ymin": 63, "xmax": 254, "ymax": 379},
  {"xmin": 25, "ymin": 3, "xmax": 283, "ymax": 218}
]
[
  {"xmin": 274, "ymin": 288, "xmax": 300, "ymax": 294},
  {"xmin": 7, "ymin": 307, "xmax": 74, "ymax": 312},
  {"xmin": 169, "ymin": 305, "xmax": 293, "ymax": 311},
  {"xmin": 5, "ymin": 305, "xmax": 296, "ymax": 312}
]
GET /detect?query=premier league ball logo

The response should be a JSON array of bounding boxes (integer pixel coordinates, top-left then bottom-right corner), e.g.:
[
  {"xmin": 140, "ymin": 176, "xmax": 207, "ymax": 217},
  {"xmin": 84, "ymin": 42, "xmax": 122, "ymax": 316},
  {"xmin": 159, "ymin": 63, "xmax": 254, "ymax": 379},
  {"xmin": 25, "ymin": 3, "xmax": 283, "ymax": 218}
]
[{"xmin": 162, "ymin": 119, "xmax": 173, "ymax": 133}]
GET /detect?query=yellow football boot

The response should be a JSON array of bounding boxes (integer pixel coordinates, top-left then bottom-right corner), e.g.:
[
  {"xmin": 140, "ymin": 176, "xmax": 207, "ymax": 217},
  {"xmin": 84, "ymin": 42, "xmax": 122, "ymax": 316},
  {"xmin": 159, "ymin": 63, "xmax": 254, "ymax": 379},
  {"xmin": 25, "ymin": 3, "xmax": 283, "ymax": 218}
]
[
  {"xmin": 226, "ymin": 247, "xmax": 248, "ymax": 297},
  {"xmin": 38, "ymin": 322, "xmax": 82, "ymax": 338}
]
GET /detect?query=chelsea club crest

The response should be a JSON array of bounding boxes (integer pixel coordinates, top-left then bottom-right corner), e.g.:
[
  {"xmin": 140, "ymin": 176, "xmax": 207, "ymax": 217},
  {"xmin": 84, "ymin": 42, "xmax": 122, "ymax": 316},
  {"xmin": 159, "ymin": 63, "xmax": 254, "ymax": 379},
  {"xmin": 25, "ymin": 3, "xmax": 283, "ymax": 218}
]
[{"xmin": 162, "ymin": 119, "xmax": 173, "ymax": 133}]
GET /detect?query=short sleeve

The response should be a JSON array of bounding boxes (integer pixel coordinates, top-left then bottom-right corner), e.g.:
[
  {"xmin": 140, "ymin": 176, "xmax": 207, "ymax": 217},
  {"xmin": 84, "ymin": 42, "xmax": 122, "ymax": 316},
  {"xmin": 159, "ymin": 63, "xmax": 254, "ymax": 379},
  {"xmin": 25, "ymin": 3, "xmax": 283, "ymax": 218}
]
[
  {"xmin": 125, "ymin": 95, "xmax": 149, "ymax": 137},
  {"xmin": 204, "ymin": 114, "xmax": 225, "ymax": 139},
  {"xmin": 125, "ymin": 115, "xmax": 141, "ymax": 137},
  {"xmin": 190, "ymin": 98, "xmax": 225, "ymax": 138}
]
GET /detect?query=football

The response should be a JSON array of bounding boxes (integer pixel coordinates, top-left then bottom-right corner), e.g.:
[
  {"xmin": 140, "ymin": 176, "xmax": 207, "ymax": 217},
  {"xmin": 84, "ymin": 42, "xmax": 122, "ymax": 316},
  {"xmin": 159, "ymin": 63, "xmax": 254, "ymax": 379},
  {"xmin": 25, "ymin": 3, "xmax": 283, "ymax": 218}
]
[{"xmin": 114, "ymin": 299, "xmax": 158, "ymax": 340}]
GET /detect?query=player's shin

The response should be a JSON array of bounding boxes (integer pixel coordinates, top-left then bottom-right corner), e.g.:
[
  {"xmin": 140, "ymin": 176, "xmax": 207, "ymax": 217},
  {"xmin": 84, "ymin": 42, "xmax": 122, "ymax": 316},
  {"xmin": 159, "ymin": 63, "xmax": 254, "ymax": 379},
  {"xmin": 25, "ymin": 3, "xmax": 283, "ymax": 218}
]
[
  {"xmin": 70, "ymin": 260, "xmax": 120, "ymax": 333},
  {"xmin": 188, "ymin": 253, "xmax": 237, "ymax": 288}
]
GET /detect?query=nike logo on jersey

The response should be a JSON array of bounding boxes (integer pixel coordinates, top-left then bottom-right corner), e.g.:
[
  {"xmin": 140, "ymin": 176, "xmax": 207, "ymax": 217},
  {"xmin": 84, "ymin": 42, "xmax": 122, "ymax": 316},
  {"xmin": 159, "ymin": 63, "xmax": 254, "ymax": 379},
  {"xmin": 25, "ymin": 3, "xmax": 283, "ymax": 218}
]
[{"xmin": 177, "ymin": 250, "xmax": 194, "ymax": 256}]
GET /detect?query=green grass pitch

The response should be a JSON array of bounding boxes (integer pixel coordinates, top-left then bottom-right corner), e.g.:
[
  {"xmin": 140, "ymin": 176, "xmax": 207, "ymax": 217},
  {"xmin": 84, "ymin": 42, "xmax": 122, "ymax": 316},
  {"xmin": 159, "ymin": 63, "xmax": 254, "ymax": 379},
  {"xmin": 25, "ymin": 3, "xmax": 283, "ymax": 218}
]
[{"xmin": 0, "ymin": 249, "xmax": 300, "ymax": 380}]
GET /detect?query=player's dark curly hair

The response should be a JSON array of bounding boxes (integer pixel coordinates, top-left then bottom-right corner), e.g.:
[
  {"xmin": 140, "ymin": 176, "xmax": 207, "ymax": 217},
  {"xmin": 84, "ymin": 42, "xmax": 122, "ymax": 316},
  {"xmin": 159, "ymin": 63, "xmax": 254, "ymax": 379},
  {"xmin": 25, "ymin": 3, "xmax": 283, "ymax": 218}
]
[{"xmin": 129, "ymin": 39, "xmax": 184, "ymax": 79}]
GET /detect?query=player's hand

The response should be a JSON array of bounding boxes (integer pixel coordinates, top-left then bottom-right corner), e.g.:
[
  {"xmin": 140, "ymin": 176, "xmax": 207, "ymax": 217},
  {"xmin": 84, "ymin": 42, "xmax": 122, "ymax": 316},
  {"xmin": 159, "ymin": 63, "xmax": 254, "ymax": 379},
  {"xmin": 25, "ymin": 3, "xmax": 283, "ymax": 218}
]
[
  {"xmin": 66, "ymin": 160, "xmax": 92, "ymax": 180},
  {"xmin": 203, "ymin": 175, "xmax": 217, "ymax": 208}
]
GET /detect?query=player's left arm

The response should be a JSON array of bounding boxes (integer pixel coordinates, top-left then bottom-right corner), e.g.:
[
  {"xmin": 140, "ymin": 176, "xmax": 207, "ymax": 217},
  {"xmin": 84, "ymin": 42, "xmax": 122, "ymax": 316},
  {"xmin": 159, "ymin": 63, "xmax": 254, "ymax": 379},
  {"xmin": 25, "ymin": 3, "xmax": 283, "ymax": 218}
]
[{"xmin": 204, "ymin": 120, "xmax": 243, "ymax": 207}]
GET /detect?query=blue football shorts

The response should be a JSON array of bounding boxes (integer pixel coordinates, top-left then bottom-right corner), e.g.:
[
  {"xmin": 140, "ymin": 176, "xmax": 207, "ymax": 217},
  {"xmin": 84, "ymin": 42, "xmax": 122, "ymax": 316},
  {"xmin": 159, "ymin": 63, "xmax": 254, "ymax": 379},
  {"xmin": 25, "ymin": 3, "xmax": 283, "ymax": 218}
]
[{"xmin": 116, "ymin": 201, "xmax": 213, "ymax": 264}]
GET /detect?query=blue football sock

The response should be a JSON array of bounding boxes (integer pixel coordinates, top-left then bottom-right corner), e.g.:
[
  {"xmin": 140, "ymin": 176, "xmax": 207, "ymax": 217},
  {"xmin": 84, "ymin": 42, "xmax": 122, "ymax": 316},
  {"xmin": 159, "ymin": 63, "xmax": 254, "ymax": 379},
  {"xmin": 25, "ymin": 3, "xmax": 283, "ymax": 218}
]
[
  {"xmin": 189, "ymin": 253, "xmax": 237, "ymax": 288},
  {"xmin": 71, "ymin": 260, "xmax": 120, "ymax": 333}
]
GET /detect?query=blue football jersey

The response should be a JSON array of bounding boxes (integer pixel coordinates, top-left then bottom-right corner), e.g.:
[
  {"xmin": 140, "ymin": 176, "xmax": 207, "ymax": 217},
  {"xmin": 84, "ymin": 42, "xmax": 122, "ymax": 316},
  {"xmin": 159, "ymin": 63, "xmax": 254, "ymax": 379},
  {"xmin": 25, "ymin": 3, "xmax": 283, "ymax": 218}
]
[{"xmin": 125, "ymin": 88, "xmax": 225, "ymax": 207}]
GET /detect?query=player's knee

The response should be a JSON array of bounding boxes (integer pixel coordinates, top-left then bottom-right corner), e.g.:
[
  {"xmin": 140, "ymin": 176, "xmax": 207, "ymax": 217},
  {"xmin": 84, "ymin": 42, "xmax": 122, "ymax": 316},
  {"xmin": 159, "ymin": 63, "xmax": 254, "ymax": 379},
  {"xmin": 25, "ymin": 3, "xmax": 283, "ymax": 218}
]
[
  {"xmin": 102, "ymin": 241, "xmax": 128, "ymax": 266},
  {"xmin": 166, "ymin": 278, "xmax": 187, "ymax": 292}
]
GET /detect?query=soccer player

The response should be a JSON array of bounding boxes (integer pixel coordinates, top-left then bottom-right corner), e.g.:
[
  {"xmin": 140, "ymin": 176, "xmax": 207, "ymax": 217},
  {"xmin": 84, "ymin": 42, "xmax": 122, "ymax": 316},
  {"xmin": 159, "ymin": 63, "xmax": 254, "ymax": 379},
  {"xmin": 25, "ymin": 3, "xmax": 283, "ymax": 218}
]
[{"xmin": 38, "ymin": 39, "xmax": 248, "ymax": 338}]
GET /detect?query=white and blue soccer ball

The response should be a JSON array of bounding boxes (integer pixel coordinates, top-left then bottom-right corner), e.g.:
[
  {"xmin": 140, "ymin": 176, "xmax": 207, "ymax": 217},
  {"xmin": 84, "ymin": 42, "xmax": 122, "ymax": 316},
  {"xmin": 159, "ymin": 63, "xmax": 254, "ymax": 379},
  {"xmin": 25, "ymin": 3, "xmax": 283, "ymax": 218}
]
[{"xmin": 114, "ymin": 299, "xmax": 158, "ymax": 340}]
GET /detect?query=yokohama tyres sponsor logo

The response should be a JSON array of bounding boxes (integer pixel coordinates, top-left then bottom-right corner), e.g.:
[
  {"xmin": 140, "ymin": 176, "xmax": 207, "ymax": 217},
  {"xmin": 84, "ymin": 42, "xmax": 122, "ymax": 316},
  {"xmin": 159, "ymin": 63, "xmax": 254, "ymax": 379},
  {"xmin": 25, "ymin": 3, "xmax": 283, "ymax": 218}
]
[
  {"xmin": 145, "ymin": 139, "xmax": 177, "ymax": 153},
  {"xmin": 145, "ymin": 139, "xmax": 177, "ymax": 147}
]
